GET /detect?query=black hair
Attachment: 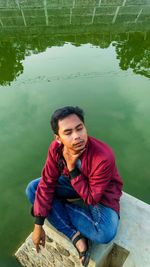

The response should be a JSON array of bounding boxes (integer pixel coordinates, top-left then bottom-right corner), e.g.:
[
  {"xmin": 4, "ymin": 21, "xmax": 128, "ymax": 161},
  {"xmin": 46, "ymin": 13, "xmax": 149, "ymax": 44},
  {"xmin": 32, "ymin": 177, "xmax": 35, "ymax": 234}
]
[{"xmin": 50, "ymin": 106, "xmax": 84, "ymax": 134}]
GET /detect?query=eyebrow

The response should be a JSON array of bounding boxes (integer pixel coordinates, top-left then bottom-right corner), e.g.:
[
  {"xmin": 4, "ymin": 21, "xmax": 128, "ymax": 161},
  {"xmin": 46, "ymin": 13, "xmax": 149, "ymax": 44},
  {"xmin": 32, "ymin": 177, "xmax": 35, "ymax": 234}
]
[{"xmin": 63, "ymin": 123, "xmax": 83, "ymax": 133}]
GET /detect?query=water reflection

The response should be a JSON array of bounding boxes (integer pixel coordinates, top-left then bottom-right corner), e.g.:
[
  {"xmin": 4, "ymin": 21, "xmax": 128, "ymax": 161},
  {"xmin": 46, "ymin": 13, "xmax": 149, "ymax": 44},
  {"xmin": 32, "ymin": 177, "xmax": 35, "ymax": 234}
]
[
  {"xmin": 0, "ymin": 41, "xmax": 24, "ymax": 86},
  {"xmin": 113, "ymin": 32, "xmax": 150, "ymax": 78},
  {"xmin": 0, "ymin": 0, "xmax": 150, "ymax": 85}
]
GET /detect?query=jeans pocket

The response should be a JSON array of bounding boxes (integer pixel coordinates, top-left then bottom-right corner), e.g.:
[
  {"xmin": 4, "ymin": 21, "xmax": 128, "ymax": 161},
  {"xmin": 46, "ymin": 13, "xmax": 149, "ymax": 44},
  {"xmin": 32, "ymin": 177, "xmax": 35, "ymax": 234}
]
[{"xmin": 90, "ymin": 204, "xmax": 101, "ymax": 228}]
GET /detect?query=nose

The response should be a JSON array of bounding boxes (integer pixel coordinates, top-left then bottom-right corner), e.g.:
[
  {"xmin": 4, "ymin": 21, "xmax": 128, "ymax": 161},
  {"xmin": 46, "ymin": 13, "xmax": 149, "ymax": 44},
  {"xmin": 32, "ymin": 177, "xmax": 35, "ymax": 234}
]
[{"xmin": 72, "ymin": 131, "xmax": 80, "ymax": 140}]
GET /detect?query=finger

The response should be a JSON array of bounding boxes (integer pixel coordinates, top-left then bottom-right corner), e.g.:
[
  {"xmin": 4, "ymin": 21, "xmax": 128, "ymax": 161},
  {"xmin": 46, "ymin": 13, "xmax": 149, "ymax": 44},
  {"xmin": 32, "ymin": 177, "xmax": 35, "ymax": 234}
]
[
  {"xmin": 41, "ymin": 238, "xmax": 45, "ymax": 247},
  {"xmin": 35, "ymin": 243, "xmax": 40, "ymax": 253},
  {"xmin": 40, "ymin": 237, "xmax": 45, "ymax": 247},
  {"xmin": 41, "ymin": 234, "xmax": 46, "ymax": 247}
]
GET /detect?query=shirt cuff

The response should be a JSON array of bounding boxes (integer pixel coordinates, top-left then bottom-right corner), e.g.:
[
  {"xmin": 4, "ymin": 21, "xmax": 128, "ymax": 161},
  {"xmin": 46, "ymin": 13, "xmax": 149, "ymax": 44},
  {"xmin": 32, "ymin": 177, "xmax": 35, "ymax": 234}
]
[
  {"xmin": 31, "ymin": 207, "xmax": 45, "ymax": 225},
  {"xmin": 69, "ymin": 167, "xmax": 80, "ymax": 180},
  {"xmin": 35, "ymin": 216, "xmax": 45, "ymax": 225}
]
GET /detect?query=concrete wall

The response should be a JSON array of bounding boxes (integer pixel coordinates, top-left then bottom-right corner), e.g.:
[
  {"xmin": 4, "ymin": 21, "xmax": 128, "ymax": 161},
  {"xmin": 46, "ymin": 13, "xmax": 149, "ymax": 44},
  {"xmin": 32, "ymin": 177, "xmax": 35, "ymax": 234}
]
[{"xmin": 0, "ymin": 0, "xmax": 150, "ymax": 32}]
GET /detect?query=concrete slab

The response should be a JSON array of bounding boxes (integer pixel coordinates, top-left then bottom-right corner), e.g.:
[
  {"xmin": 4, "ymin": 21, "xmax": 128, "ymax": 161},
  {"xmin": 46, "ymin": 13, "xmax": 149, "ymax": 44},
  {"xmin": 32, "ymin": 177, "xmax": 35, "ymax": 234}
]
[
  {"xmin": 15, "ymin": 192, "xmax": 150, "ymax": 267},
  {"xmin": 114, "ymin": 192, "xmax": 150, "ymax": 267}
]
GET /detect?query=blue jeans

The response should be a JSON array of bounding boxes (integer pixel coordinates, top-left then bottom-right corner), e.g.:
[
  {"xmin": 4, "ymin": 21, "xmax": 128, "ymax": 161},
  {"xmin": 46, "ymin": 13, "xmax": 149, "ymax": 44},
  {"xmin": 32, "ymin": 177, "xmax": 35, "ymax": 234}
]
[{"xmin": 25, "ymin": 176, "xmax": 119, "ymax": 243}]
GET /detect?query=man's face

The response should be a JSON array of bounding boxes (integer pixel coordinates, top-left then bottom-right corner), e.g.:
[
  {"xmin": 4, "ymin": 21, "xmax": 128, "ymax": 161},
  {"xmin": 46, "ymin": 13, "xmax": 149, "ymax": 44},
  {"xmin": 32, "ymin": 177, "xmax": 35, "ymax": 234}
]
[{"xmin": 55, "ymin": 114, "xmax": 88, "ymax": 153}]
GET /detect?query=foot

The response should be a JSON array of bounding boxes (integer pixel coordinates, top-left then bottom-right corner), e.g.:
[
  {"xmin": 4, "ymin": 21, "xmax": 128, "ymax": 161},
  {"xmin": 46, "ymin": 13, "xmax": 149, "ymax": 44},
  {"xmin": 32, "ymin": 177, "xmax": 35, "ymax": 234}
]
[{"xmin": 72, "ymin": 232, "xmax": 88, "ymax": 265}]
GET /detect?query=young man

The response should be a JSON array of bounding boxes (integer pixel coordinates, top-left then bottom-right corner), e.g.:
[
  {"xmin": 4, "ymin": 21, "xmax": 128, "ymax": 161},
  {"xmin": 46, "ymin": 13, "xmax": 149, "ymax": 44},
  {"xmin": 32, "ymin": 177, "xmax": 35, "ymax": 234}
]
[{"xmin": 26, "ymin": 106, "xmax": 123, "ymax": 266}]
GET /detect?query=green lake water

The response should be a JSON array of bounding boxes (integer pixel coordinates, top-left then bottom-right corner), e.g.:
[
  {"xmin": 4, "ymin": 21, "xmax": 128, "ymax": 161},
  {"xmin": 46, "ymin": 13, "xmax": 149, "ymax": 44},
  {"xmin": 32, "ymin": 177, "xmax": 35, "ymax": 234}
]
[{"xmin": 0, "ymin": 1, "xmax": 150, "ymax": 266}]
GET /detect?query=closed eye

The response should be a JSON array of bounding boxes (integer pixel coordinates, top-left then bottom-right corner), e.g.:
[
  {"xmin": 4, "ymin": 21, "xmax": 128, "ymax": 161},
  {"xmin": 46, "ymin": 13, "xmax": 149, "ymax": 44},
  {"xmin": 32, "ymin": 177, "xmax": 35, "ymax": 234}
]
[
  {"xmin": 64, "ymin": 130, "xmax": 72, "ymax": 135},
  {"xmin": 76, "ymin": 125, "xmax": 83, "ymax": 131}
]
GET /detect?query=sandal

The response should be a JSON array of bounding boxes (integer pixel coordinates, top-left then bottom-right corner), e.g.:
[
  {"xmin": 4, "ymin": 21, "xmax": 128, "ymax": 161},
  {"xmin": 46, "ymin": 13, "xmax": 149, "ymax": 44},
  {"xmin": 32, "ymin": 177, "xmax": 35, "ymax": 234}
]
[{"xmin": 72, "ymin": 233, "xmax": 90, "ymax": 266}]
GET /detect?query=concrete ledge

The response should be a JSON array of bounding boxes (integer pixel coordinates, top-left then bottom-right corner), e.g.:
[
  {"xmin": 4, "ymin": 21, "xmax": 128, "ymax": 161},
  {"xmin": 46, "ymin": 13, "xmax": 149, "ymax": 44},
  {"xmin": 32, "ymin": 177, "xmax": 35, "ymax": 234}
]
[
  {"xmin": 15, "ymin": 192, "xmax": 150, "ymax": 267},
  {"xmin": 114, "ymin": 192, "xmax": 150, "ymax": 267}
]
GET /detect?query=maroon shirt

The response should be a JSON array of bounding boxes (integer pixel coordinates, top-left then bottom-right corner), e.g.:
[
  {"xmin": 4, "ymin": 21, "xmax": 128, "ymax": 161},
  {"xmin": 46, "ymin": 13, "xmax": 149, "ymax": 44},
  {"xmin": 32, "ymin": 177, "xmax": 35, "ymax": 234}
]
[{"xmin": 33, "ymin": 136, "xmax": 123, "ymax": 223}]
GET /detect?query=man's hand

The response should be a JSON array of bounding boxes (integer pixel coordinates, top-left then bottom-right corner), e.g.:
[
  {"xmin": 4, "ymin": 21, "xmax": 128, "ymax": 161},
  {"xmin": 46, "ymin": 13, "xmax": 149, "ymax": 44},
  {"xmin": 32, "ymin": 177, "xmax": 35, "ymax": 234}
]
[
  {"xmin": 32, "ymin": 224, "xmax": 45, "ymax": 253},
  {"xmin": 63, "ymin": 146, "xmax": 85, "ymax": 171}
]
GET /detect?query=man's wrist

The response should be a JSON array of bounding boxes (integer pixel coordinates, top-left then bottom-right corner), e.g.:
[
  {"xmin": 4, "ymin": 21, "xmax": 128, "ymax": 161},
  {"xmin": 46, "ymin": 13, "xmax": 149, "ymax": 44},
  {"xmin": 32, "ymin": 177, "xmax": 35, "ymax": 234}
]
[
  {"xmin": 34, "ymin": 224, "xmax": 42, "ymax": 229},
  {"xmin": 35, "ymin": 216, "xmax": 45, "ymax": 225},
  {"xmin": 67, "ymin": 164, "xmax": 75, "ymax": 172},
  {"xmin": 69, "ymin": 167, "xmax": 81, "ymax": 179}
]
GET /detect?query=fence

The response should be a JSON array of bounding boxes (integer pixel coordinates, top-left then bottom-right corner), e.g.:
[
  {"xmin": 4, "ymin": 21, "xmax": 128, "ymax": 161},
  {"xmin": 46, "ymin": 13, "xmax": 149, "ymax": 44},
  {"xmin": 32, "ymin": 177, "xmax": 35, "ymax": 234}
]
[{"xmin": 0, "ymin": 0, "xmax": 150, "ymax": 31}]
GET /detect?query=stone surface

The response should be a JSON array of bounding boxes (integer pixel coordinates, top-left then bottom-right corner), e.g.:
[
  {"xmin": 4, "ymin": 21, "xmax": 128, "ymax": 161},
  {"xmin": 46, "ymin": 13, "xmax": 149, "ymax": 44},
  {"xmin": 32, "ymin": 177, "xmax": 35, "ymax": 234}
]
[
  {"xmin": 15, "ymin": 222, "xmax": 82, "ymax": 267},
  {"xmin": 15, "ymin": 192, "xmax": 150, "ymax": 267},
  {"xmin": 56, "ymin": 243, "xmax": 70, "ymax": 256}
]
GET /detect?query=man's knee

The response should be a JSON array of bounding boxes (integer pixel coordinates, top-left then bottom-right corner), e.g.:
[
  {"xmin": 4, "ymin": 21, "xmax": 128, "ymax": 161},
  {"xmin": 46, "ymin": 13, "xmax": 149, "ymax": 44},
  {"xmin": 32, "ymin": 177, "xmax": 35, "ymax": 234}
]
[
  {"xmin": 25, "ymin": 178, "xmax": 40, "ymax": 204},
  {"xmin": 25, "ymin": 181, "xmax": 34, "ymax": 203},
  {"xmin": 25, "ymin": 181, "xmax": 32, "ymax": 197},
  {"xmin": 102, "ymin": 231, "xmax": 116, "ymax": 244},
  {"xmin": 93, "ymin": 228, "xmax": 117, "ymax": 244},
  {"xmin": 25, "ymin": 178, "xmax": 40, "ymax": 195}
]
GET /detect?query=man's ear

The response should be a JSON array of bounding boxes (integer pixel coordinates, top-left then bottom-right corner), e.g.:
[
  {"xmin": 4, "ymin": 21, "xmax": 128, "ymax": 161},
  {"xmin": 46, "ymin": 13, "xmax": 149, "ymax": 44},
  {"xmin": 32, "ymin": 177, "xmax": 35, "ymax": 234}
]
[{"xmin": 55, "ymin": 134, "xmax": 61, "ymax": 144}]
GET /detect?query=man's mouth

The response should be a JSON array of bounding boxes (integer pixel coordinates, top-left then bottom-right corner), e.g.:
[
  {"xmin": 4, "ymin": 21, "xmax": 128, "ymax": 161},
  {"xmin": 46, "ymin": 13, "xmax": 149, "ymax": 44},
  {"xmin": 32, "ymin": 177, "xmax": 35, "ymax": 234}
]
[{"xmin": 73, "ymin": 141, "xmax": 85, "ymax": 148}]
